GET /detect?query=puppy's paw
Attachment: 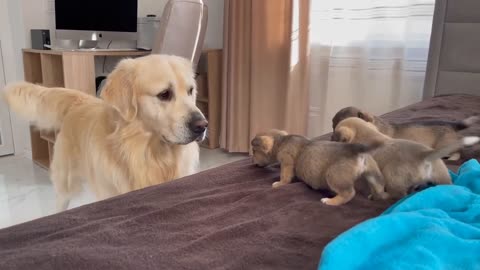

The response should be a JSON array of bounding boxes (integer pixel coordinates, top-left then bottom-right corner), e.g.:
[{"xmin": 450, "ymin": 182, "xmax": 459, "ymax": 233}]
[
  {"xmin": 448, "ymin": 153, "xmax": 461, "ymax": 161},
  {"xmin": 321, "ymin": 198, "xmax": 334, "ymax": 205},
  {"xmin": 272, "ymin": 181, "xmax": 285, "ymax": 188},
  {"xmin": 368, "ymin": 192, "xmax": 390, "ymax": 201}
]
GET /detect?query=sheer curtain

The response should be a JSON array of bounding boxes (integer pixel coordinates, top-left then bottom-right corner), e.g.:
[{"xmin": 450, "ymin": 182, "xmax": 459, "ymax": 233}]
[{"xmin": 308, "ymin": 0, "xmax": 435, "ymax": 137}]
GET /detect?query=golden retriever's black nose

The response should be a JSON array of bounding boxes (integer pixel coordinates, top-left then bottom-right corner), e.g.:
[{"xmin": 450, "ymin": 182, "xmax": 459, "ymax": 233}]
[{"xmin": 189, "ymin": 113, "xmax": 208, "ymax": 135}]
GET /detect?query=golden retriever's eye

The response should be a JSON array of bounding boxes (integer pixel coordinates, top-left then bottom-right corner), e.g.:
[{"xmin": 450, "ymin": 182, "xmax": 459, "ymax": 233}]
[
  {"xmin": 188, "ymin": 87, "xmax": 194, "ymax": 96},
  {"xmin": 157, "ymin": 89, "xmax": 173, "ymax": 101}
]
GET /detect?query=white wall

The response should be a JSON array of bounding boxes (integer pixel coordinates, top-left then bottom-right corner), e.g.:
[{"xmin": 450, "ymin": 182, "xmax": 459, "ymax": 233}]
[
  {"xmin": 1, "ymin": 0, "xmax": 32, "ymax": 156},
  {"xmin": 138, "ymin": 0, "xmax": 169, "ymax": 17}
]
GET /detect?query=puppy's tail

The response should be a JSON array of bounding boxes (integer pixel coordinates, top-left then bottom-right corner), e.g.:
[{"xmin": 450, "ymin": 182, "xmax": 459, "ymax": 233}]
[
  {"xmin": 347, "ymin": 140, "xmax": 384, "ymax": 155},
  {"xmin": 407, "ymin": 181, "xmax": 436, "ymax": 194},
  {"xmin": 423, "ymin": 136, "xmax": 480, "ymax": 161},
  {"xmin": 2, "ymin": 82, "xmax": 99, "ymax": 130},
  {"xmin": 453, "ymin": 116, "xmax": 480, "ymax": 131}
]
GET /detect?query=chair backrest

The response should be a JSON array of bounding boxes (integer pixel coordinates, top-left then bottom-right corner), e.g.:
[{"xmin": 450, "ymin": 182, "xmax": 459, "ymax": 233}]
[{"xmin": 152, "ymin": 0, "xmax": 208, "ymax": 69}]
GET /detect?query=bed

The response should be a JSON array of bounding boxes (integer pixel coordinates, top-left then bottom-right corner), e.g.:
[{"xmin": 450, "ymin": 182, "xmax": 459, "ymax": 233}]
[
  {"xmin": 1, "ymin": 94, "xmax": 479, "ymax": 269},
  {"xmin": 1, "ymin": 0, "xmax": 480, "ymax": 269}
]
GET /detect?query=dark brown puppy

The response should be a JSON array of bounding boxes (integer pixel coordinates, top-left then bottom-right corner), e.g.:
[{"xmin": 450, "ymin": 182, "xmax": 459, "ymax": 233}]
[
  {"xmin": 332, "ymin": 117, "xmax": 480, "ymax": 198},
  {"xmin": 332, "ymin": 106, "xmax": 478, "ymax": 159},
  {"xmin": 251, "ymin": 130, "xmax": 387, "ymax": 206}
]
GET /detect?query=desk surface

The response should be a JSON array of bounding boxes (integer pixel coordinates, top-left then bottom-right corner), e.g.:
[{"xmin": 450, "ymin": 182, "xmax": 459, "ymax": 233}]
[{"xmin": 23, "ymin": 48, "xmax": 150, "ymax": 57}]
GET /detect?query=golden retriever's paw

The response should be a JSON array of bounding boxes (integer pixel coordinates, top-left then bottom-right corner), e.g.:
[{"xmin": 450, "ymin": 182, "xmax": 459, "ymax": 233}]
[{"xmin": 272, "ymin": 181, "xmax": 285, "ymax": 188}]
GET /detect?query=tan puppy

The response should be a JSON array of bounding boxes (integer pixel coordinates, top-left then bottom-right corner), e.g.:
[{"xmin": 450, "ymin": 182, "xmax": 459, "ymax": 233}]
[
  {"xmin": 332, "ymin": 117, "xmax": 480, "ymax": 198},
  {"xmin": 251, "ymin": 130, "xmax": 387, "ymax": 206},
  {"xmin": 3, "ymin": 55, "xmax": 207, "ymax": 211},
  {"xmin": 332, "ymin": 106, "xmax": 478, "ymax": 160}
]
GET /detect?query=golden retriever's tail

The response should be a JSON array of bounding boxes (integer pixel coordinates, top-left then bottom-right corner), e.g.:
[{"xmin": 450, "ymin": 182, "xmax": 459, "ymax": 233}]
[
  {"xmin": 424, "ymin": 136, "xmax": 480, "ymax": 161},
  {"xmin": 2, "ymin": 81, "xmax": 98, "ymax": 130}
]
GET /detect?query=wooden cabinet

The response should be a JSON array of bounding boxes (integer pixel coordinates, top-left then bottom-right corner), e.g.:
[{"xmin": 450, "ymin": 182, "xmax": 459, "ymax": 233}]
[{"xmin": 196, "ymin": 49, "xmax": 222, "ymax": 149}]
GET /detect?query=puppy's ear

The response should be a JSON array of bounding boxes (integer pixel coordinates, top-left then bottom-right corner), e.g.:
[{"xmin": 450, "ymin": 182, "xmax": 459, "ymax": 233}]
[
  {"xmin": 358, "ymin": 111, "xmax": 374, "ymax": 123},
  {"xmin": 101, "ymin": 58, "xmax": 137, "ymax": 121},
  {"xmin": 335, "ymin": 127, "xmax": 355, "ymax": 143},
  {"xmin": 331, "ymin": 132, "xmax": 347, "ymax": 142},
  {"xmin": 251, "ymin": 137, "xmax": 262, "ymax": 148},
  {"xmin": 270, "ymin": 129, "xmax": 288, "ymax": 136},
  {"xmin": 252, "ymin": 136, "xmax": 275, "ymax": 153},
  {"xmin": 331, "ymin": 132, "xmax": 340, "ymax": 142}
]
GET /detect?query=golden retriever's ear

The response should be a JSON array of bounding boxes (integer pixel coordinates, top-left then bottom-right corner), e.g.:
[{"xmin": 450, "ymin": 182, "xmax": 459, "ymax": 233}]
[
  {"xmin": 358, "ymin": 111, "xmax": 374, "ymax": 123},
  {"xmin": 101, "ymin": 58, "xmax": 137, "ymax": 121}
]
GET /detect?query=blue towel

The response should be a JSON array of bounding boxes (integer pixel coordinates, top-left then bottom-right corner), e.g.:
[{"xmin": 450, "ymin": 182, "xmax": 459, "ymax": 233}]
[{"xmin": 318, "ymin": 159, "xmax": 480, "ymax": 270}]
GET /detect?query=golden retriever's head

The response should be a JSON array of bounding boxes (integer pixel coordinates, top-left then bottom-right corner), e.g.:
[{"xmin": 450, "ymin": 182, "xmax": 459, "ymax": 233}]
[
  {"xmin": 251, "ymin": 129, "xmax": 288, "ymax": 167},
  {"xmin": 101, "ymin": 55, "xmax": 207, "ymax": 145}
]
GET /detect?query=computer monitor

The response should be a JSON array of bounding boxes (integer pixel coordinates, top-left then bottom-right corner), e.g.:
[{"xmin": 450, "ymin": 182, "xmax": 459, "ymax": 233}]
[{"xmin": 55, "ymin": 0, "xmax": 138, "ymax": 42}]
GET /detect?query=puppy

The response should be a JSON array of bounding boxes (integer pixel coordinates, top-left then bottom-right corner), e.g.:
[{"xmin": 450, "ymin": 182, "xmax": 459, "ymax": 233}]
[
  {"xmin": 332, "ymin": 106, "xmax": 478, "ymax": 160},
  {"xmin": 332, "ymin": 117, "xmax": 480, "ymax": 198},
  {"xmin": 251, "ymin": 130, "xmax": 387, "ymax": 206},
  {"xmin": 3, "ymin": 55, "xmax": 207, "ymax": 211}
]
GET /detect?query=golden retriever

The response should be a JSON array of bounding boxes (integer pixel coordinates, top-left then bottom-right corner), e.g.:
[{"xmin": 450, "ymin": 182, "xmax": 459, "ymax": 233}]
[{"xmin": 3, "ymin": 55, "xmax": 207, "ymax": 211}]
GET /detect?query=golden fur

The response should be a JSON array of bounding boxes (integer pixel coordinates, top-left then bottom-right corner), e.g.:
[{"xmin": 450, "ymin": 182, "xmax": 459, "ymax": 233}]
[{"xmin": 3, "ymin": 55, "xmax": 206, "ymax": 211}]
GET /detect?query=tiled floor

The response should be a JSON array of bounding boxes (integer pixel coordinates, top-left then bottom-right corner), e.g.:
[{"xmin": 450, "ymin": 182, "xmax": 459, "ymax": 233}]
[{"xmin": 0, "ymin": 148, "xmax": 247, "ymax": 229}]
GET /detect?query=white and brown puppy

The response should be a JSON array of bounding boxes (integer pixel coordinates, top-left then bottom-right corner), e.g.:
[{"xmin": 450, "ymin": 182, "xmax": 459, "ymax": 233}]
[
  {"xmin": 3, "ymin": 55, "xmax": 207, "ymax": 211},
  {"xmin": 332, "ymin": 106, "xmax": 478, "ymax": 160},
  {"xmin": 332, "ymin": 117, "xmax": 480, "ymax": 199},
  {"xmin": 251, "ymin": 130, "xmax": 387, "ymax": 206}
]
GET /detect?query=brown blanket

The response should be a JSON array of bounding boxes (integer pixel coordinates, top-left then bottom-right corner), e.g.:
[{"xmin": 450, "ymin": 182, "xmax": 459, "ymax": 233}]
[{"xmin": 1, "ymin": 94, "xmax": 479, "ymax": 270}]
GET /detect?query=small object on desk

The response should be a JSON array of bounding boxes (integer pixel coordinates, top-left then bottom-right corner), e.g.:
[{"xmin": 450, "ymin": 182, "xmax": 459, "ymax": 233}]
[
  {"xmin": 30, "ymin": 29, "xmax": 51, "ymax": 50},
  {"xmin": 75, "ymin": 48, "xmax": 139, "ymax": 52},
  {"xmin": 137, "ymin": 16, "xmax": 160, "ymax": 50}
]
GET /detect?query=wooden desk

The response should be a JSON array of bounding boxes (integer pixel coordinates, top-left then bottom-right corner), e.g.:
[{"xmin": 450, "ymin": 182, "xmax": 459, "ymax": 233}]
[{"xmin": 22, "ymin": 49, "xmax": 149, "ymax": 169}]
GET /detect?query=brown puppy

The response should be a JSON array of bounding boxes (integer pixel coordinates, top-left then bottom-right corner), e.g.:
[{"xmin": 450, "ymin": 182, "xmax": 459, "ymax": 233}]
[
  {"xmin": 332, "ymin": 117, "xmax": 480, "ymax": 198},
  {"xmin": 251, "ymin": 130, "xmax": 387, "ymax": 206},
  {"xmin": 332, "ymin": 106, "xmax": 478, "ymax": 159}
]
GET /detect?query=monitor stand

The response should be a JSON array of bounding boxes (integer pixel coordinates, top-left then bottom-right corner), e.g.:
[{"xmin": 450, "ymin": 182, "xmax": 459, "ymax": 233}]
[
  {"xmin": 54, "ymin": 39, "xmax": 138, "ymax": 51},
  {"xmin": 78, "ymin": 40, "xmax": 98, "ymax": 50}
]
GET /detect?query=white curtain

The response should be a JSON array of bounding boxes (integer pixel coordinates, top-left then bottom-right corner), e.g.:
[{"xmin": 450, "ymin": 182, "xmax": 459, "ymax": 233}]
[{"xmin": 307, "ymin": 0, "xmax": 435, "ymax": 137}]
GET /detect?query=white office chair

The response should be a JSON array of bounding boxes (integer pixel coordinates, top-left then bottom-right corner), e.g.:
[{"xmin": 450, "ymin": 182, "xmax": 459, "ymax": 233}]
[{"xmin": 152, "ymin": 0, "xmax": 208, "ymax": 69}]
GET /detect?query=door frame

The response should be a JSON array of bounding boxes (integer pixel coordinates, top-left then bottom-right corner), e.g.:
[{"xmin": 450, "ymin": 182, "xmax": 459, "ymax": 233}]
[
  {"xmin": 1, "ymin": 0, "xmax": 29, "ymax": 156},
  {"xmin": 0, "ymin": 40, "xmax": 15, "ymax": 156}
]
